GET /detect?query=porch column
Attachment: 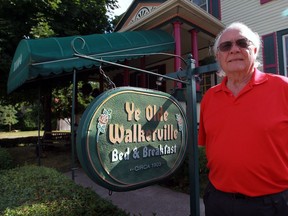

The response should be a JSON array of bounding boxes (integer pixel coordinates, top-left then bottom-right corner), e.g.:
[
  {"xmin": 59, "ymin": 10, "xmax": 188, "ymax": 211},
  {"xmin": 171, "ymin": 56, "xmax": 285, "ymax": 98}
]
[
  {"xmin": 190, "ymin": 29, "xmax": 199, "ymax": 67},
  {"xmin": 173, "ymin": 21, "xmax": 182, "ymax": 88}
]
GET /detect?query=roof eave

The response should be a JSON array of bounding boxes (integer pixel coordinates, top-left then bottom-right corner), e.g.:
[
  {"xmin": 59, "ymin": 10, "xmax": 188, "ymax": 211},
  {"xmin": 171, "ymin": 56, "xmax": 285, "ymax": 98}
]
[{"xmin": 117, "ymin": 0, "xmax": 224, "ymax": 36}]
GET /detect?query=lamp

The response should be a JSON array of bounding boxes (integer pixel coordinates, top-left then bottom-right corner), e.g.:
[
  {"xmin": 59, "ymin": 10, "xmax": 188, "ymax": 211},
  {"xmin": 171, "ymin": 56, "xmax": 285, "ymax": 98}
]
[{"xmin": 156, "ymin": 76, "xmax": 164, "ymax": 86}]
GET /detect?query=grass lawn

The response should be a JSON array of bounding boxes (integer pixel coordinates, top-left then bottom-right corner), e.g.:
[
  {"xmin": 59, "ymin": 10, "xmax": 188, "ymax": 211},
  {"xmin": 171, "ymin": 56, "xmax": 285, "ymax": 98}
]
[
  {"xmin": 0, "ymin": 130, "xmax": 69, "ymax": 139},
  {"xmin": 1, "ymin": 130, "xmax": 74, "ymax": 172},
  {"xmin": 0, "ymin": 130, "xmax": 44, "ymax": 139},
  {"xmin": 6, "ymin": 145, "xmax": 73, "ymax": 172}
]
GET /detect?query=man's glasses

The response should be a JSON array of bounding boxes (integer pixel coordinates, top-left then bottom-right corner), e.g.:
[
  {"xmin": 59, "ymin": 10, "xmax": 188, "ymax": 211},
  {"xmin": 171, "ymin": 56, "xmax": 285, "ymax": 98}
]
[{"xmin": 217, "ymin": 38, "xmax": 252, "ymax": 52}]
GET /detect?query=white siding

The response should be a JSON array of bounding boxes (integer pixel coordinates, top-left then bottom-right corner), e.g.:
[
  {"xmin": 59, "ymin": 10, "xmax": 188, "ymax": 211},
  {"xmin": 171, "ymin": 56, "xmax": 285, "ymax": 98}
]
[
  {"xmin": 220, "ymin": 0, "xmax": 288, "ymax": 71},
  {"xmin": 221, "ymin": 0, "xmax": 288, "ymax": 36}
]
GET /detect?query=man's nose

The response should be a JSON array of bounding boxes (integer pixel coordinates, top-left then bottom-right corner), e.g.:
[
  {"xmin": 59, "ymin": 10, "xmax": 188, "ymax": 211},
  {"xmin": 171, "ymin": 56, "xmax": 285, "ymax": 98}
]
[{"xmin": 230, "ymin": 42, "xmax": 241, "ymax": 52}]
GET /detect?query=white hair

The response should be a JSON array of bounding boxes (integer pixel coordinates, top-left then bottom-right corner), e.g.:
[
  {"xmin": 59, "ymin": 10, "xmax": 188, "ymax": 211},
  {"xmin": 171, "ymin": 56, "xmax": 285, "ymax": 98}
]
[{"xmin": 213, "ymin": 22, "xmax": 262, "ymax": 68}]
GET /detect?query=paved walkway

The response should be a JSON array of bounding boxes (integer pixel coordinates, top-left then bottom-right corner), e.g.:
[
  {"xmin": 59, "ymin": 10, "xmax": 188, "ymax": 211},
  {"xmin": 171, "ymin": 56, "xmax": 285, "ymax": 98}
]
[{"xmin": 65, "ymin": 169, "xmax": 205, "ymax": 216}]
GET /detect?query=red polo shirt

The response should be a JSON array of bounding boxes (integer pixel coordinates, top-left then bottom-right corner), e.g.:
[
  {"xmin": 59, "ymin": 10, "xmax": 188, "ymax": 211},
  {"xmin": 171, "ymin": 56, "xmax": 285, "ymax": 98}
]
[{"xmin": 198, "ymin": 69, "xmax": 288, "ymax": 196}]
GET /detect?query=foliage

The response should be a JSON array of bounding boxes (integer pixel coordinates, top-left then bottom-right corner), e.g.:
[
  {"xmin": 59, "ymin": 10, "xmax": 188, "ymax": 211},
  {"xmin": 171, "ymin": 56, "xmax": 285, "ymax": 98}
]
[
  {"xmin": 0, "ymin": 103, "xmax": 18, "ymax": 131},
  {"xmin": 6, "ymin": 145, "xmax": 71, "ymax": 173},
  {"xmin": 52, "ymin": 81, "xmax": 99, "ymax": 121},
  {"xmin": 0, "ymin": 148, "xmax": 14, "ymax": 170},
  {"xmin": 0, "ymin": 0, "xmax": 120, "ymax": 132},
  {"xmin": 0, "ymin": 100, "xmax": 43, "ymax": 131},
  {"xmin": 16, "ymin": 102, "xmax": 43, "ymax": 131},
  {"xmin": 198, "ymin": 147, "xmax": 209, "ymax": 174},
  {"xmin": 198, "ymin": 147, "xmax": 209, "ymax": 197},
  {"xmin": 0, "ymin": 165, "xmax": 129, "ymax": 216},
  {"xmin": 0, "ymin": 0, "xmax": 119, "ymax": 100}
]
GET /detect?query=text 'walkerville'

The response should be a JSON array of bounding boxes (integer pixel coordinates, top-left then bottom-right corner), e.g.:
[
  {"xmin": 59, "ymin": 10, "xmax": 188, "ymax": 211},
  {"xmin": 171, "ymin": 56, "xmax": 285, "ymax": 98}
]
[{"xmin": 109, "ymin": 124, "xmax": 178, "ymax": 144}]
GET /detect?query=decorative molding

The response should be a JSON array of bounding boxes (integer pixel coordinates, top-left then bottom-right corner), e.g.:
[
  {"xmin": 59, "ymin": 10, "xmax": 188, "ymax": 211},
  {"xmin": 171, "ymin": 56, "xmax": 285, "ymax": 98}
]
[{"xmin": 128, "ymin": 6, "xmax": 158, "ymax": 25}]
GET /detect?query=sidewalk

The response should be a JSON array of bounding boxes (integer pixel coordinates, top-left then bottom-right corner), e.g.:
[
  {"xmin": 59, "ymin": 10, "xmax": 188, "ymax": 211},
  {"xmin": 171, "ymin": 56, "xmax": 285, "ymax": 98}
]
[{"xmin": 65, "ymin": 169, "xmax": 205, "ymax": 216}]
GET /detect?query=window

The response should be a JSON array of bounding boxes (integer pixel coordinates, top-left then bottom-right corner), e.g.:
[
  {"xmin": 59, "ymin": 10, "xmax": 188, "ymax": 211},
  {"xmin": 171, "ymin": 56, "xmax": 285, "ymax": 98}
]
[
  {"xmin": 192, "ymin": 0, "xmax": 208, "ymax": 11},
  {"xmin": 283, "ymin": 35, "xmax": 288, "ymax": 76},
  {"xmin": 190, "ymin": 0, "xmax": 221, "ymax": 19},
  {"xmin": 200, "ymin": 73, "xmax": 217, "ymax": 95},
  {"xmin": 276, "ymin": 29, "xmax": 288, "ymax": 76},
  {"xmin": 130, "ymin": 65, "xmax": 166, "ymax": 91},
  {"xmin": 262, "ymin": 33, "xmax": 278, "ymax": 74}
]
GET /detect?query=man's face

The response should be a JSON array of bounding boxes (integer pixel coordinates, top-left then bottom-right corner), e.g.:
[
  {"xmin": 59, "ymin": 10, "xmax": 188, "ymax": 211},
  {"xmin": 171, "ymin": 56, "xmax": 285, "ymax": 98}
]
[{"xmin": 216, "ymin": 29, "xmax": 257, "ymax": 75}]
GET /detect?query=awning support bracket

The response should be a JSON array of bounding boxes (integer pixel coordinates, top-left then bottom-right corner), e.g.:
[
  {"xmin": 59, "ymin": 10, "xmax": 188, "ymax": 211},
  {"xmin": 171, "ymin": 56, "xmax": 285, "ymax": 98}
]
[{"xmin": 73, "ymin": 53, "xmax": 189, "ymax": 85}]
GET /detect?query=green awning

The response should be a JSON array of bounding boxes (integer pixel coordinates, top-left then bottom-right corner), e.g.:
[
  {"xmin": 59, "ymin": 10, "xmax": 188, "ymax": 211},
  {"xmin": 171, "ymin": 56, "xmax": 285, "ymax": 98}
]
[{"xmin": 8, "ymin": 29, "xmax": 175, "ymax": 93}]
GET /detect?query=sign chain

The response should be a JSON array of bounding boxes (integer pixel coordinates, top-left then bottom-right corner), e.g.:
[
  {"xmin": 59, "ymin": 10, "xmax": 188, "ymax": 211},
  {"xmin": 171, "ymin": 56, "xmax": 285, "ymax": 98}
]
[{"xmin": 99, "ymin": 66, "xmax": 116, "ymax": 89}]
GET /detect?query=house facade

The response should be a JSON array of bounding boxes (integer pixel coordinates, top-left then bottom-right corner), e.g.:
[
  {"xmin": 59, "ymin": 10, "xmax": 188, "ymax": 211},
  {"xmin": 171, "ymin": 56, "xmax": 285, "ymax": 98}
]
[
  {"xmin": 109, "ymin": 0, "xmax": 224, "ymax": 96},
  {"xmin": 110, "ymin": 0, "xmax": 288, "ymax": 95}
]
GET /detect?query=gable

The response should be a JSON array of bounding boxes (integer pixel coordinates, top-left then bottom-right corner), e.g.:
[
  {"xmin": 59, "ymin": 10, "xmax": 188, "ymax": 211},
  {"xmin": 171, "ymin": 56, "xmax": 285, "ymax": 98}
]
[{"xmin": 115, "ymin": 0, "xmax": 165, "ymax": 31}]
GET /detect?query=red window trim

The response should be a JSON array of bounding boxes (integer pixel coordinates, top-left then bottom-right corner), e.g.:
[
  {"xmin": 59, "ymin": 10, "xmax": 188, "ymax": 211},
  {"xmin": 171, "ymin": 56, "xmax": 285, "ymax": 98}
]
[{"xmin": 260, "ymin": 0, "xmax": 272, "ymax": 5}]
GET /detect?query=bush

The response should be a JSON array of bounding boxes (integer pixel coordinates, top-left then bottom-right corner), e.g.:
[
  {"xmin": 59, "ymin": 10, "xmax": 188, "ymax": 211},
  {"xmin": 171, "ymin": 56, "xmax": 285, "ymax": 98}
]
[
  {"xmin": 0, "ymin": 148, "xmax": 14, "ymax": 170},
  {"xmin": 198, "ymin": 147, "xmax": 209, "ymax": 174},
  {"xmin": 159, "ymin": 147, "xmax": 209, "ymax": 196},
  {"xmin": 0, "ymin": 165, "xmax": 129, "ymax": 216},
  {"xmin": 16, "ymin": 104, "xmax": 43, "ymax": 131}
]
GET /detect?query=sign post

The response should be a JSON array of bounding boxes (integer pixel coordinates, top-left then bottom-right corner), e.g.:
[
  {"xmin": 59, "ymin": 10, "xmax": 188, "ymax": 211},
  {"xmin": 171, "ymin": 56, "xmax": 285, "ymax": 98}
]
[
  {"xmin": 73, "ymin": 48, "xmax": 201, "ymax": 215},
  {"xmin": 166, "ymin": 54, "xmax": 200, "ymax": 216},
  {"xmin": 186, "ymin": 55, "xmax": 200, "ymax": 216}
]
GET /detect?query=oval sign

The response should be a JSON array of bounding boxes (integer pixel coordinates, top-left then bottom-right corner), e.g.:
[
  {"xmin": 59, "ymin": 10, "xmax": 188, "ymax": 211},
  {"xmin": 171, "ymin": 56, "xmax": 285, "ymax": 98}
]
[{"xmin": 76, "ymin": 87, "xmax": 188, "ymax": 191}]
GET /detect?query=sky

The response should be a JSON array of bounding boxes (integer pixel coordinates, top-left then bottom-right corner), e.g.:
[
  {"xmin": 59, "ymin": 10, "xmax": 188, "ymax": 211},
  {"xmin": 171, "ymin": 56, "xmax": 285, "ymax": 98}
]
[{"xmin": 113, "ymin": 0, "xmax": 133, "ymax": 16}]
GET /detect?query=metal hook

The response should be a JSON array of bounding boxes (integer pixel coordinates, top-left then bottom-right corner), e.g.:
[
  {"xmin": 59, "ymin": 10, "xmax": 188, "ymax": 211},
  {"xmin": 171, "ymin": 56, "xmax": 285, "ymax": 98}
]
[{"xmin": 71, "ymin": 37, "xmax": 86, "ymax": 55}]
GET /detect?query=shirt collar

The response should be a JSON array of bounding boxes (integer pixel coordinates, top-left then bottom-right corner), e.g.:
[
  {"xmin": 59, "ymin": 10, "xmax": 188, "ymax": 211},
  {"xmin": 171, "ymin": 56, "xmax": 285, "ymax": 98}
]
[{"xmin": 214, "ymin": 68, "xmax": 268, "ymax": 93}]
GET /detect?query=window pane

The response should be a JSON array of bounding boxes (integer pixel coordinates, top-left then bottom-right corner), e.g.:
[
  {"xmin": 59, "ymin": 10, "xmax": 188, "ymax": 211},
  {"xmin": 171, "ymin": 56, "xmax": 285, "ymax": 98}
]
[{"xmin": 192, "ymin": 0, "xmax": 208, "ymax": 11}]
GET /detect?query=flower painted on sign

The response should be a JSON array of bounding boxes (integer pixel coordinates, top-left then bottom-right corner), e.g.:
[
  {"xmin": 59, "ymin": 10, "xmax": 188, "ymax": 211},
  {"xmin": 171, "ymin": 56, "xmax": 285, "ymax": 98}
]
[
  {"xmin": 96, "ymin": 108, "xmax": 112, "ymax": 142},
  {"xmin": 98, "ymin": 113, "xmax": 109, "ymax": 128},
  {"xmin": 175, "ymin": 114, "xmax": 183, "ymax": 132}
]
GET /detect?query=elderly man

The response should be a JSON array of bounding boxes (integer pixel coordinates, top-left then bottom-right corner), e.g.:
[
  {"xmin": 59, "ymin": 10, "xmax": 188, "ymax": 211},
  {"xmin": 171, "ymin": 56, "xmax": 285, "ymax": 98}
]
[{"xmin": 198, "ymin": 22, "xmax": 288, "ymax": 216}]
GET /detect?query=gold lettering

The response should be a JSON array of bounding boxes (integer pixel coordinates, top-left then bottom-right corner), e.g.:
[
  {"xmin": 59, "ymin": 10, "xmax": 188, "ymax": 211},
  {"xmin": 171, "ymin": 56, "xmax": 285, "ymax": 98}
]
[
  {"xmin": 163, "ymin": 111, "xmax": 168, "ymax": 121},
  {"xmin": 174, "ymin": 129, "xmax": 178, "ymax": 139},
  {"xmin": 137, "ymin": 124, "xmax": 146, "ymax": 142},
  {"xmin": 124, "ymin": 128, "xmax": 133, "ymax": 143},
  {"xmin": 125, "ymin": 102, "xmax": 134, "ymax": 121},
  {"xmin": 135, "ymin": 109, "xmax": 141, "ymax": 121},
  {"xmin": 157, "ymin": 128, "xmax": 163, "ymax": 140},
  {"xmin": 109, "ymin": 124, "xmax": 124, "ymax": 144},
  {"xmin": 146, "ymin": 105, "xmax": 153, "ymax": 121},
  {"xmin": 146, "ymin": 130, "xmax": 151, "ymax": 142}
]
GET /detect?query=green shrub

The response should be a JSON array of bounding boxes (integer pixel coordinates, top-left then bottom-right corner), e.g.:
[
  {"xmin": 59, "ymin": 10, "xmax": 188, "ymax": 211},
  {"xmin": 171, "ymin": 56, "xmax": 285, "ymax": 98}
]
[
  {"xmin": 0, "ymin": 148, "xmax": 14, "ymax": 170},
  {"xmin": 159, "ymin": 147, "xmax": 209, "ymax": 196},
  {"xmin": 198, "ymin": 147, "xmax": 209, "ymax": 197},
  {"xmin": 198, "ymin": 147, "xmax": 209, "ymax": 174},
  {"xmin": 0, "ymin": 165, "xmax": 129, "ymax": 216}
]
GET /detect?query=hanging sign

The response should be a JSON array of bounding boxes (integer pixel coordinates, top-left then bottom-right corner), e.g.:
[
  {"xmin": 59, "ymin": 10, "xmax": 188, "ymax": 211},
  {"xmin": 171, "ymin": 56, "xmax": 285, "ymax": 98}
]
[{"xmin": 76, "ymin": 87, "xmax": 188, "ymax": 191}]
